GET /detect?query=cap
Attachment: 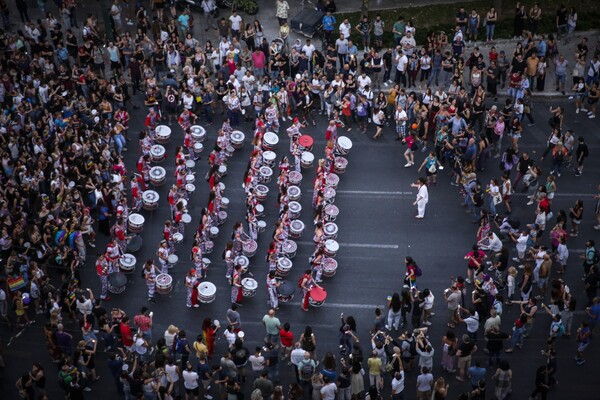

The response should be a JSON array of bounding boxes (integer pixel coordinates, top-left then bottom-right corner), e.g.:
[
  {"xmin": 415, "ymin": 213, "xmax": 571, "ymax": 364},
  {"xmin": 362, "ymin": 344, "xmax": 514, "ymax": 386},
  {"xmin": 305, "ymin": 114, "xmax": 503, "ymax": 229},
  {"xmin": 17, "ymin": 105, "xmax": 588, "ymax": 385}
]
[
  {"xmin": 122, "ymin": 364, "xmax": 130, "ymax": 372},
  {"xmin": 293, "ymin": 117, "xmax": 299, "ymax": 123}
]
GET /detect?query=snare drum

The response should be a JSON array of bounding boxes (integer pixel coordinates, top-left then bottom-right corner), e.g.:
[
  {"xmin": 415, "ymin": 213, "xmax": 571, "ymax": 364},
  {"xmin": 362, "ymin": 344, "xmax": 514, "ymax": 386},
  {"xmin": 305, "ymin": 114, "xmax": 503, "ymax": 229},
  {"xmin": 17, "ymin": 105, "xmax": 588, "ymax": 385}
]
[
  {"xmin": 288, "ymin": 201, "xmax": 302, "ymax": 219},
  {"xmin": 324, "ymin": 239, "xmax": 339, "ymax": 257},
  {"xmin": 242, "ymin": 240, "xmax": 258, "ymax": 258},
  {"xmin": 322, "ymin": 258, "xmax": 338, "ymax": 278},
  {"xmin": 182, "ymin": 213, "xmax": 192, "ymax": 224},
  {"xmin": 108, "ymin": 272, "xmax": 127, "ymax": 294},
  {"xmin": 155, "ymin": 125, "xmax": 172, "ymax": 144},
  {"xmin": 221, "ymin": 197, "xmax": 230, "ymax": 209},
  {"xmin": 263, "ymin": 151, "xmax": 276, "ymax": 167},
  {"xmin": 281, "ymin": 240, "xmax": 297, "ymax": 259},
  {"xmin": 289, "ymin": 220, "xmax": 305, "ymax": 238},
  {"xmin": 142, "ymin": 190, "xmax": 160, "ymax": 211},
  {"xmin": 325, "ymin": 173, "xmax": 340, "ymax": 189},
  {"xmin": 197, "ymin": 281, "xmax": 217, "ymax": 303},
  {"xmin": 323, "ymin": 222, "xmax": 338, "ymax": 239},
  {"xmin": 287, "ymin": 186, "xmax": 301, "ymax": 201},
  {"xmin": 202, "ymin": 240, "xmax": 214, "ymax": 254},
  {"xmin": 255, "ymin": 184, "xmax": 269, "ymax": 202},
  {"xmin": 241, "ymin": 278, "xmax": 258, "ymax": 297},
  {"xmin": 217, "ymin": 165, "xmax": 227, "ymax": 178},
  {"xmin": 185, "ymin": 174, "xmax": 195, "ymax": 184},
  {"xmin": 298, "ymin": 135, "xmax": 314, "ymax": 151},
  {"xmin": 190, "ymin": 125, "xmax": 206, "ymax": 142},
  {"xmin": 149, "ymin": 166, "xmax": 167, "ymax": 186},
  {"xmin": 276, "ymin": 280, "xmax": 295, "ymax": 302},
  {"xmin": 150, "ymin": 145, "xmax": 166, "ymax": 163},
  {"xmin": 288, "ymin": 171, "xmax": 302, "ymax": 185},
  {"xmin": 336, "ymin": 136, "xmax": 353, "ymax": 155},
  {"xmin": 209, "ymin": 226, "xmax": 219, "ymax": 238},
  {"xmin": 167, "ymin": 254, "xmax": 179, "ymax": 269},
  {"xmin": 259, "ymin": 166, "xmax": 273, "ymax": 183},
  {"xmin": 217, "ymin": 211, "xmax": 227, "ymax": 225},
  {"xmin": 218, "ymin": 182, "xmax": 226, "ymax": 191},
  {"xmin": 186, "ymin": 183, "xmax": 196, "ymax": 193},
  {"xmin": 173, "ymin": 232, "xmax": 183, "ymax": 243},
  {"xmin": 263, "ymin": 132, "xmax": 279, "ymax": 150},
  {"xmin": 324, "ymin": 204, "xmax": 339, "ymax": 222},
  {"xmin": 257, "ymin": 220, "xmax": 267, "ymax": 232},
  {"xmin": 276, "ymin": 257, "xmax": 293, "ymax": 276},
  {"xmin": 255, "ymin": 204, "xmax": 265, "ymax": 217},
  {"xmin": 178, "ymin": 199, "xmax": 188, "ymax": 209},
  {"xmin": 185, "ymin": 159, "xmax": 196, "ymax": 169},
  {"xmin": 128, "ymin": 213, "xmax": 145, "ymax": 234},
  {"xmin": 334, "ymin": 157, "xmax": 348, "ymax": 174},
  {"xmin": 119, "ymin": 254, "xmax": 136, "ymax": 274},
  {"xmin": 309, "ymin": 286, "xmax": 327, "ymax": 307},
  {"xmin": 193, "ymin": 142, "xmax": 204, "ymax": 155},
  {"xmin": 155, "ymin": 273, "xmax": 173, "ymax": 294},
  {"xmin": 323, "ymin": 187, "xmax": 336, "ymax": 204},
  {"xmin": 231, "ymin": 130, "xmax": 245, "ymax": 149},
  {"xmin": 234, "ymin": 255, "xmax": 250, "ymax": 272},
  {"xmin": 226, "ymin": 144, "xmax": 235, "ymax": 156},
  {"xmin": 300, "ymin": 152, "xmax": 314, "ymax": 168}
]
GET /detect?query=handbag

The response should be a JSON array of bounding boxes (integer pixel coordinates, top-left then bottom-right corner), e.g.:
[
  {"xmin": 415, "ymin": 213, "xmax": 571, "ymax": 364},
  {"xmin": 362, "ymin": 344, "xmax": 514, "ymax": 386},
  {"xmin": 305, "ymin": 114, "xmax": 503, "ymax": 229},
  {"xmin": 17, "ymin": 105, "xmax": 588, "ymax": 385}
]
[
  {"xmin": 493, "ymin": 194, "xmax": 502, "ymax": 205},
  {"xmin": 428, "ymin": 164, "xmax": 437, "ymax": 173}
]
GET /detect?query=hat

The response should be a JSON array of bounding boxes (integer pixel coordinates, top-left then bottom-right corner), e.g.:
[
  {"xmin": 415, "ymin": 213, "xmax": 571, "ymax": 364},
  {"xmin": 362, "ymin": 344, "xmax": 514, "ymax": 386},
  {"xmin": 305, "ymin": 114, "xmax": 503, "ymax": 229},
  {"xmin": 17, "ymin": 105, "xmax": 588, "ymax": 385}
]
[
  {"xmin": 91, "ymin": 109, "xmax": 98, "ymax": 116},
  {"xmin": 122, "ymin": 364, "xmax": 130, "ymax": 372},
  {"xmin": 293, "ymin": 117, "xmax": 299, "ymax": 123},
  {"xmin": 238, "ymin": 331, "xmax": 245, "ymax": 338}
]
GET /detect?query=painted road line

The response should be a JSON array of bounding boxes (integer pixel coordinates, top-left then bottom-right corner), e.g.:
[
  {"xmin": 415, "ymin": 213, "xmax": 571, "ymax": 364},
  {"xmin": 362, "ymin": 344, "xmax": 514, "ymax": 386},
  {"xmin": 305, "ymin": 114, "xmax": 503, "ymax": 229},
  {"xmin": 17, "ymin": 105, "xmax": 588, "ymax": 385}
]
[
  {"xmin": 287, "ymin": 301, "xmax": 383, "ymax": 310},
  {"xmin": 512, "ymin": 192, "xmax": 596, "ymax": 197},
  {"xmin": 296, "ymin": 241, "xmax": 399, "ymax": 249}
]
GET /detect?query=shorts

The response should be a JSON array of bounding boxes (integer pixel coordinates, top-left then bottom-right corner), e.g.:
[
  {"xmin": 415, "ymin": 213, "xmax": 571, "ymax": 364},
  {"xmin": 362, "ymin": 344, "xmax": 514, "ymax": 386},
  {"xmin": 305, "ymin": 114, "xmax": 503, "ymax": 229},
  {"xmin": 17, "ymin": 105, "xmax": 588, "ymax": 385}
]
[
  {"xmin": 375, "ymin": 35, "xmax": 383, "ymax": 42},
  {"xmin": 457, "ymin": 355, "xmax": 472, "ymax": 371},
  {"xmin": 185, "ymin": 387, "xmax": 200, "ymax": 395},
  {"xmin": 573, "ymin": 219, "xmax": 581, "ymax": 225},
  {"xmin": 577, "ymin": 341, "xmax": 589, "ymax": 352},
  {"xmin": 537, "ymin": 277, "xmax": 548, "ymax": 289}
]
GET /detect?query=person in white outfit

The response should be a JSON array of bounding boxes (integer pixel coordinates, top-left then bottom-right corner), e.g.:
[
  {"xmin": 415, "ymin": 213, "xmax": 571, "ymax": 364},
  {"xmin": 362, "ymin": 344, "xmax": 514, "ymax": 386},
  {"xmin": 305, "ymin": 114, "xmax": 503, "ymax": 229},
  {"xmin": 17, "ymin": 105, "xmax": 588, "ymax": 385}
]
[{"xmin": 411, "ymin": 177, "xmax": 429, "ymax": 219}]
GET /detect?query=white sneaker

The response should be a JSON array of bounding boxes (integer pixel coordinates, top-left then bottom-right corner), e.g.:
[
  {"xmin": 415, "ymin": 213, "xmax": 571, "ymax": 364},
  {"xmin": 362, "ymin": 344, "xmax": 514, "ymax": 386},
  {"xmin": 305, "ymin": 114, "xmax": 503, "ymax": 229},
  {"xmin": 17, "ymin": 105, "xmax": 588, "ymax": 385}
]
[
  {"xmin": 581, "ymin": 108, "xmax": 588, "ymax": 112},
  {"xmin": 590, "ymin": 115, "xmax": 596, "ymax": 119},
  {"xmin": 527, "ymin": 201, "xmax": 534, "ymax": 205},
  {"xmin": 568, "ymin": 96, "xmax": 574, "ymax": 100},
  {"xmin": 205, "ymin": 395, "xmax": 213, "ymax": 400},
  {"xmin": 404, "ymin": 162, "xmax": 412, "ymax": 168},
  {"xmin": 593, "ymin": 225, "xmax": 600, "ymax": 230},
  {"xmin": 576, "ymin": 108, "xmax": 579, "ymax": 114},
  {"xmin": 384, "ymin": 82, "xmax": 389, "ymax": 87}
]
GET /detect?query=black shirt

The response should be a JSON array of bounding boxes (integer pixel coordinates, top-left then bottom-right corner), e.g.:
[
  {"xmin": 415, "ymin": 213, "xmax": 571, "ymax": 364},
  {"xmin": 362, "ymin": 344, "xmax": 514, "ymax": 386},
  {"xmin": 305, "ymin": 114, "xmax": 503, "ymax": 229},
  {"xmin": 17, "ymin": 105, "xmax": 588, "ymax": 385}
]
[
  {"xmin": 458, "ymin": 341, "xmax": 475, "ymax": 357},
  {"xmin": 486, "ymin": 331, "xmax": 509, "ymax": 352},
  {"xmin": 517, "ymin": 156, "xmax": 534, "ymax": 173}
]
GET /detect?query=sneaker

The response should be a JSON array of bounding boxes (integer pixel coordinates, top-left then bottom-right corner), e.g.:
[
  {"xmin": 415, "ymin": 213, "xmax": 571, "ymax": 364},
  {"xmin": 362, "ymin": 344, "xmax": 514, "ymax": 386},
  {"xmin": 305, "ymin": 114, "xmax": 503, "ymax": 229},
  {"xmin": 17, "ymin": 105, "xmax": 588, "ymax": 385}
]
[
  {"xmin": 590, "ymin": 115, "xmax": 596, "ymax": 119},
  {"xmin": 576, "ymin": 359, "xmax": 586, "ymax": 365},
  {"xmin": 205, "ymin": 395, "xmax": 214, "ymax": 400},
  {"xmin": 422, "ymin": 321, "xmax": 432, "ymax": 326},
  {"xmin": 89, "ymin": 242, "xmax": 96, "ymax": 248},
  {"xmin": 404, "ymin": 162, "xmax": 412, "ymax": 168},
  {"xmin": 512, "ymin": 257, "xmax": 521, "ymax": 262},
  {"xmin": 527, "ymin": 201, "xmax": 534, "ymax": 205},
  {"xmin": 527, "ymin": 123, "xmax": 535, "ymax": 127},
  {"xmin": 581, "ymin": 107, "xmax": 588, "ymax": 112},
  {"xmin": 385, "ymin": 325, "xmax": 391, "ymax": 330},
  {"xmin": 550, "ymin": 170, "xmax": 555, "ymax": 175},
  {"xmin": 575, "ymin": 108, "xmax": 579, "ymax": 114},
  {"xmin": 465, "ymin": 278, "xmax": 472, "ymax": 284},
  {"xmin": 518, "ymin": 264, "xmax": 525, "ymax": 269},
  {"xmin": 569, "ymin": 96, "xmax": 575, "ymax": 100},
  {"xmin": 83, "ymin": 387, "xmax": 92, "ymax": 392},
  {"xmin": 384, "ymin": 82, "xmax": 389, "ymax": 87},
  {"xmin": 593, "ymin": 225, "xmax": 600, "ymax": 230},
  {"xmin": 557, "ymin": 172, "xmax": 561, "ymax": 177}
]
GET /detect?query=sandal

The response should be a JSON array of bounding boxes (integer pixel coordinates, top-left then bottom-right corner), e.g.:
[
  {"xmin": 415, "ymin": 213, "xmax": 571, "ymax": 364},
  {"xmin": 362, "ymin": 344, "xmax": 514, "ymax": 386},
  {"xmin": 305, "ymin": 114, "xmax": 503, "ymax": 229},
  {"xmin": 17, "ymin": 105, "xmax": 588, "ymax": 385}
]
[{"xmin": 447, "ymin": 323, "xmax": 456, "ymax": 328}]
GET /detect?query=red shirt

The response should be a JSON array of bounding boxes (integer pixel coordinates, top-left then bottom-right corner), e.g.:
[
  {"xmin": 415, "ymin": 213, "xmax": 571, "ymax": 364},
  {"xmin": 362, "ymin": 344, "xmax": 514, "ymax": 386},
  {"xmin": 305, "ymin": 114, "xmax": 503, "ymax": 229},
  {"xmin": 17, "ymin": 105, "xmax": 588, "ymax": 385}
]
[
  {"xmin": 134, "ymin": 314, "xmax": 152, "ymax": 332},
  {"xmin": 279, "ymin": 329, "xmax": 294, "ymax": 347},
  {"xmin": 120, "ymin": 322, "xmax": 134, "ymax": 346},
  {"xmin": 466, "ymin": 250, "xmax": 486, "ymax": 268}
]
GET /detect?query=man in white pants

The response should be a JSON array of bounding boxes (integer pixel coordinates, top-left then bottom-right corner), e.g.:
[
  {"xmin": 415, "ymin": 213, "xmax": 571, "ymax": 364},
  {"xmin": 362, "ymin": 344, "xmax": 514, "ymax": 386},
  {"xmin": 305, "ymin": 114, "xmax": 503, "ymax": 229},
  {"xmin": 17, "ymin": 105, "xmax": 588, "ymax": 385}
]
[{"xmin": 411, "ymin": 177, "xmax": 429, "ymax": 219}]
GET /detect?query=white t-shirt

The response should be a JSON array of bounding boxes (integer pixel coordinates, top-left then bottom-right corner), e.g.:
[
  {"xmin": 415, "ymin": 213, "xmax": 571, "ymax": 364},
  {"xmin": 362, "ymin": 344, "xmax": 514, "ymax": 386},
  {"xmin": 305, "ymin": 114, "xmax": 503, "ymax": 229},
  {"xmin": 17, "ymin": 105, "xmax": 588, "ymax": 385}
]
[
  {"xmin": 229, "ymin": 15, "xmax": 243, "ymax": 31},
  {"xmin": 302, "ymin": 44, "xmax": 315, "ymax": 59},
  {"xmin": 465, "ymin": 312, "xmax": 480, "ymax": 333},
  {"xmin": 339, "ymin": 23, "xmax": 351, "ymax": 39},
  {"xmin": 248, "ymin": 354, "xmax": 265, "ymax": 371},
  {"xmin": 516, "ymin": 235, "xmax": 528, "ymax": 253},
  {"xmin": 183, "ymin": 370, "xmax": 199, "ymax": 389},
  {"xmin": 391, "ymin": 372, "xmax": 405, "ymax": 394},
  {"xmin": 423, "ymin": 293, "xmax": 435, "ymax": 310},
  {"xmin": 357, "ymin": 75, "xmax": 371, "ymax": 89},
  {"xmin": 134, "ymin": 338, "xmax": 148, "ymax": 355},
  {"xmin": 417, "ymin": 185, "xmax": 429, "ymax": 203},
  {"xmin": 320, "ymin": 382, "xmax": 337, "ymax": 400},
  {"xmin": 416, "ymin": 373, "xmax": 433, "ymax": 392}
]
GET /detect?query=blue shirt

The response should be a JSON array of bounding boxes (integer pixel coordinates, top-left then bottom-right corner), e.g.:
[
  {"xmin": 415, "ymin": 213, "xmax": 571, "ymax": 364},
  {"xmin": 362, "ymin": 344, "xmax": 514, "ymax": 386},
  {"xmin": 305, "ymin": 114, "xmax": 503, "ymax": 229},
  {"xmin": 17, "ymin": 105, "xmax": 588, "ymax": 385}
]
[
  {"xmin": 323, "ymin": 15, "xmax": 336, "ymax": 31},
  {"xmin": 468, "ymin": 366, "xmax": 486, "ymax": 386}
]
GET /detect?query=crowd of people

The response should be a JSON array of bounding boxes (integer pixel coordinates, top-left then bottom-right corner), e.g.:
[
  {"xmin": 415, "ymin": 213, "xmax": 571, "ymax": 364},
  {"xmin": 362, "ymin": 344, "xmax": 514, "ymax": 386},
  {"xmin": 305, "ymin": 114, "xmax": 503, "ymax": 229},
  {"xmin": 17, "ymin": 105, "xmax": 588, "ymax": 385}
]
[{"xmin": 1, "ymin": 0, "xmax": 600, "ymax": 399}]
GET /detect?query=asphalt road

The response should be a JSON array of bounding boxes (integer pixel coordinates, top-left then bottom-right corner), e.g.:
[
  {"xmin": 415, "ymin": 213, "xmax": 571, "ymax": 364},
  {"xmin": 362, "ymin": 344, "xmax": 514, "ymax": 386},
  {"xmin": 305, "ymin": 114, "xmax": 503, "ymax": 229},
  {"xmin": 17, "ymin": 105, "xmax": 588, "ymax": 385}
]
[{"xmin": 2, "ymin": 91, "xmax": 600, "ymax": 399}]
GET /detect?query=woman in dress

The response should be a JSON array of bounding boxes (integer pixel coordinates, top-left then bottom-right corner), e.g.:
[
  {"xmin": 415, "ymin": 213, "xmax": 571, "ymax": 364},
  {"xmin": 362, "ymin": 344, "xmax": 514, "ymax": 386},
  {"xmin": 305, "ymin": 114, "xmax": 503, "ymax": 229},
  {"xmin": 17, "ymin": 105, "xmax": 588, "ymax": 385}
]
[
  {"xmin": 230, "ymin": 264, "xmax": 243, "ymax": 305},
  {"xmin": 441, "ymin": 330, "xmax": 457, "ymax": 373},
  {"xmin": 432, "ymin": 377, "xmax": 449, "ymax": 399},
  {"xmin": 299, "ymin": 325, "xmax": 317, "ymax": 360},
  {"xmin": 492, "ymin": 360, "xmax": 512, "ymax": 400}
]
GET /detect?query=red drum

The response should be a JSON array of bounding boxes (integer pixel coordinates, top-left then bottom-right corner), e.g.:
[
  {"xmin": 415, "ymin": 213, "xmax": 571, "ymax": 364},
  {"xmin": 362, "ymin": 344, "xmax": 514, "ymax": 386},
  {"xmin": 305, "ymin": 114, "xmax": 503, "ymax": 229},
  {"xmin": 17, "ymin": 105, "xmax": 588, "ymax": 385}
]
[
  {"xmin": 287, "ymin": 186, "xmax": 301, "ymax": 201},
  {"xmin": 324, "ymin": 204, "xmax": 339, "ymax": 222},
  {"xmin": 325, "ymin": 173, "xmax": 339, "ymax": 189},
  {"xmin": 119, "ymin": 254, "xmax": 136, "ymax": 274},
  {"xmin": 242, "ymin": 240, "xmax": 258, "ymax": 258},
  {"xmin": 231, "ymin": 130, "xmax": 245, "ymax": 149},
  {"xmin": 263, "ymin": 151, "xmax": 277, "ymax": 167},
  {"xmin": 150, "ymin": 145, "xmax": 166, "ymax": 163},
  {"xmin": 281, "ymin": 240, "xmax": 297, "ymax": 259},
  {"xmin": 128, "ymin": 213, "xmax": 145, "ymax": 234},
  {"xmin": 334, "ymin": 157, "xmax": 348, "ymax": 174},
  {"xmin": 155, "ymin": 125, "xmax": 172, "ymax": 144},
  {"xmin": 324, "ymin": 239, "xmax": 339, "ymax": 257},
  {"xmin": 263, "ymin": 132, "xmax": 279, "ymax": 150},
  {"xmin": 298, "ymin": 135, "xmax": 314, "ymax": 151},
  {"xmin": 309, "ymin": 286, "xmax": 327, "ymax": 307},
  {"xmin": 276, "ymin": 257, "xmax": 293, "ymax": 276},
  {"xmin": 191, "ymin": 125, "xmax": 206, "ymax": 142},
  {"xmin": 235, "ymin": 255, "xmax": 250, "ymax": 272},
  {"xmin": 322, "ymin": 258, "xmax": 338, "ymax": 278},
  {"xmin": 202, "ymin": 240, "xmax": 214, "ymax": 254},
  {"xmin": 259, "ymin": 166, "xmax": 273, "ymax": 183},
  {"xmin": 288, "ymin": 171, "xmax": 302, "ymax": 185},
  {"xmin": 255, "ymin": 184, "xmax": 269, "ymax": 202},
  {"xmin": 257, "ymin": 220, "xmax": 267, "ymax": 232},
  {"xmin": 323, "ymin": 222, "xmax": 338, "ymax": 239},
  {"xmin": 197, "ymin": 281, "xmax": 216, "ymax": 303},
  {"xmin": 288, "ymin": 201, "xmax": 302, "ymax": 219},
  {"xmin": 142, "ymin": 190, "xmax": 160, "ymax": 211},
  {"xmin": 156, "ymin": 273, "xmax": 173, "ymax": 294},
  {"xmin": 289, "ymin": 220, "xmax": 305, "ymax": 238},
  {"xmin": 108, "ymin": 272, "xmax": 127, "ymax": 294},
  {"xmin": 149, "ymin": 166, "xmax": 166, "ymax": 186},
  {"xmin": 323, "ymin": 187, "xmax": 336, "ymax": 204},
  {"xmin": 335, "ymin": 136, "xmax": 353, "ymax": 155},
  {"xmin": 276, "ymin": 280, "xmax": 295, "ymax": 302},
  {"xmin": 242, "ymin": 278, "xmax": 257, "ymax": 297},
  {"xmin": 300, "ymin": 152, "xmax": 314, "ymax": 168},
  {"xmin": 217, "ymin": 211, "xmax": 228, "ymax": 225}
]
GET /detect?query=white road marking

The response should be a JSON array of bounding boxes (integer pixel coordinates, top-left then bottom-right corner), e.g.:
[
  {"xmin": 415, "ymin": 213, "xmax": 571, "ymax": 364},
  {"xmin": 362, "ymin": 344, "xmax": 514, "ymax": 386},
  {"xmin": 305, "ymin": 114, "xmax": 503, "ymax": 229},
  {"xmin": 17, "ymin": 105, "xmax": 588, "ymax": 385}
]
[
  {"xmin": 296, "ymin": 241, "xmax": 399, "ymax": 249},
  {"xmin": 287, "ymin": 301, "xmax": 382, "ymax": 310}
]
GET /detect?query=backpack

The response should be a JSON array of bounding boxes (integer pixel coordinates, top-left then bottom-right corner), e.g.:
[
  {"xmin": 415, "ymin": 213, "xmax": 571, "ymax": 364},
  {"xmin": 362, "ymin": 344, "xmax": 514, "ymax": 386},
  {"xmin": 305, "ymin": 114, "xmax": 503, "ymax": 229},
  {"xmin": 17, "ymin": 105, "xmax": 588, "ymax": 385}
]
[
  {"xmin": 414, "ymin": 265, "xmax": 423, "ymax": 277},
  {"xmin": 555, "ymin": 322, "xmax": 565, "ymax": 337},
  {"xmin": 300, "ymin": 361, "xmax": 314, "ymax": 380},
  {"xmin": 402, "ymin": 338, "xmax": 418, "ymax": 357},
  {"xmin": 176, "ymin": 338, "xmax": 188, "ymax": 354}
]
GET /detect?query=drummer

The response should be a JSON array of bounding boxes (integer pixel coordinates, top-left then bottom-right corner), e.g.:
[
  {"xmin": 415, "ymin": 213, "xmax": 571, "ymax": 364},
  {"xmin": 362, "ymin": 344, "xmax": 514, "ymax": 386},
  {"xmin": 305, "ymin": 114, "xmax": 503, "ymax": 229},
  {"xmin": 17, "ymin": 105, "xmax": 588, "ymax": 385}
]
[
  {"xmin": 224, "ymin": 242, "xmax": 235, "ymax": 282},
  {"xmin": 139, "ymin": 131, "xmax": 154, "ymax": 156},
  {"xmin": 130, "ymin": 176, "xmax": 143, "ymax": 213},
  {"xmin": 185, "ymin": 269, "xmax": 199, "ymax": 308},
  {"xmin": 191, "ymin": 246, "xmax": 206, "ymax": 279},
  {"xmin": 105, "ymin": 239, "xmax": 121, "ymax": 271},
  {"xmin": 95, "ymin": 254, "xmax": 111, "ymax": 301},
  {"xmin": 143, "ymin": 260, "xmax": 158, "ymax": 304},
  {"xmin": 273, "ymin": 221, "xmax": 288, "ymax": 249},
  {"xmin": 231, "ymin": 264, "xmax": 243, "ymax": 305},
  {"xmin": 156, "ymin": 240, "xmax": 171, "ymax": 274},
  {"xmin": 232, "ymin": 222, "xmax": 247, "ymax": 256},
  {"xmin": 299, "ymin": 269, "xmax": 322, "ymax": 312},
  {"xmin": 266, "ymin": 242, "xmax": 278, "ymax": 272},
  {"xmin": 168, "ymin": 185, "xmax": 180, "ymax": 217},
  {"xmin": 174, "ymin": 202, "xmax": 186, "ymax": 236},
  {"xmin": 178, "ymin": 108, "xmax": 197, "ymax": 131},
  {"xmin": 267, "ymin": 271, "xmax": 281, "ymax": 310},
  {"xmin": 324, "ymin": 142, "xmax": 335, "ymax": 172},
  {"xmin": 287, "ymin": 117, "xmax": 304, "ymax": 152},
  {"xmin": 310, "ymin": 248, "xmax": 326, "ymax": 283},
  {"xmin": 247, "ymin": 211, "xmax": 258, "ymax": 241},
  {"xmin": 291, "ymin": 141, "xmax": 302, "ymax": 173},
  {"xmin": 183, "ymin": 130, "xmax": 198, "ymax": 161},
  {"xmin": 325, "ymin": 120, "xmax": 338, "ymax": 147},
  {"xmin": 163, "ymin": 220, "xmax": 176, "ymax": 254},
  {"xmin": 145, "ymin": 107, "xmax": 159, "ymax": 137},
  {"xmin": 265, "ymin": 100, "xmax": 280, "ymax": 133},
  {"xmin": 136, "ymin": 153, "xmax": 151, "ymax": 189}
]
